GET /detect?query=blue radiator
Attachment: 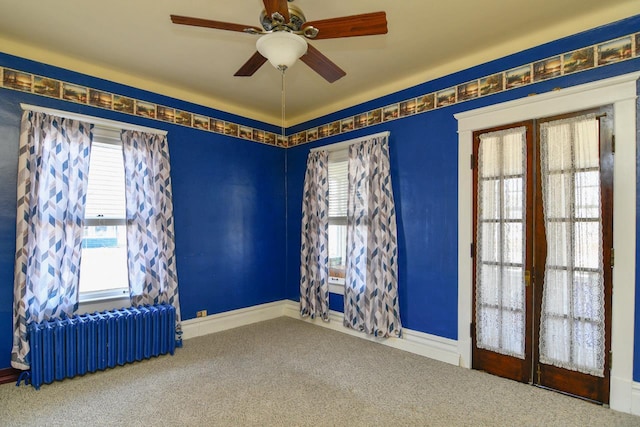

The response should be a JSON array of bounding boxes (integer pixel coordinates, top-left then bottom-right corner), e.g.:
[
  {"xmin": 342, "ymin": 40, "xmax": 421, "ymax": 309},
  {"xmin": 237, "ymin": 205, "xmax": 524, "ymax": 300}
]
[{"xmin": 25, "ymin": 303, "xmax": 176, "ymax": 390}]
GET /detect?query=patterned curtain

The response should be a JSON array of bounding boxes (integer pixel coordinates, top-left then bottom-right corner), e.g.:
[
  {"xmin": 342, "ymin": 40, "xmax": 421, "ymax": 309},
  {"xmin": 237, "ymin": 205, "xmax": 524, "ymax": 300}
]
[
  {"xmin": 299, "ymin": 150, "xmax": 330, "ymax": 320},
  {"xmin": 12, "ymin": 111, "xmax": 92, "ymax": 370},
  {"xmin": 344, "ymin": 135, "xmax": 401, "ymax": 337},
  {"xmin": 121, "ymin": 130, "xmax": 182, "ymax": 340}
]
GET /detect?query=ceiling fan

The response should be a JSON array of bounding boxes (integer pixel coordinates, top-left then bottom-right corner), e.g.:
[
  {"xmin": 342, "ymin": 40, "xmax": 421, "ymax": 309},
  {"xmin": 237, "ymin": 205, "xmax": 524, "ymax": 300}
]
[{"xmin": 170, "ymin": 0, "xmax": 388, "ymax": 83}]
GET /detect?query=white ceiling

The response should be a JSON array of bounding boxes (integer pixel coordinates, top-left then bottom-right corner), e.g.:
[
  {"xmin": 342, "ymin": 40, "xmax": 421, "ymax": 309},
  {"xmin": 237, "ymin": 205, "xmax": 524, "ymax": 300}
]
[{"xmin": 0, "ymin": 0, "xmax": 639, "ymax": 126}]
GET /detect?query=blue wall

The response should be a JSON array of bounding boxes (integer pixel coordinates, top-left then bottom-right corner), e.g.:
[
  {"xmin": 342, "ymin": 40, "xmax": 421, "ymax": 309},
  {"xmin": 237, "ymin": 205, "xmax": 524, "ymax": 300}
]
[
  {"xmin": 286, "ymin": 15, "xmax": 640, "ymax": 359},
  {"xmin": 0, "ymin": 54, "xmax": 286, "ymax": 369}
]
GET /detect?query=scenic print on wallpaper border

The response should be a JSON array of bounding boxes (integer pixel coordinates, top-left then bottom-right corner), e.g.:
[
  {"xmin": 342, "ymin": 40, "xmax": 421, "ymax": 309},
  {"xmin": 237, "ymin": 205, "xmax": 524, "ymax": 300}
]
[
  {"xmin": 0, "ymin": 67, "xmax": 288, "ymax": 148},
  {"xmin": 288, "ymin": 32, "xmax": 639, "ymax": 147},
  {"xmin": 1, "ymin": 32, "xmax": 638, "ymax": 148}
]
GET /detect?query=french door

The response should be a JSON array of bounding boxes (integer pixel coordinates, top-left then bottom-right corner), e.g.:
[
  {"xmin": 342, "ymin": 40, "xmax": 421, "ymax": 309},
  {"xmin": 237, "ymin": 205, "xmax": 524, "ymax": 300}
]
[{"xmin": 472, "ymin": 107, "xmax": 613, "ymax": 403}]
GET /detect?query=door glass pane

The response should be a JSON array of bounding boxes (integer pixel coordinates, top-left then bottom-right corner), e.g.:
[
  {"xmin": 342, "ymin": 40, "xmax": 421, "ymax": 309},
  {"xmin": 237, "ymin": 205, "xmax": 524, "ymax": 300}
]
[
  {"xmin": 501, "ymin": 131, "xmax": 525, "ymax": 176},
  {"xmin": 573, "ymin": 119, "xmax": 600, "ymax": 169},
  {"xmin": 573, "ymin": 321, "xmax": 600, "ymax": 370},
  {"xmin": 544, "ymin": 269, "xmax": 570, "ymax": 316},
  {"xmin": 501, "ymin": 309, "xmax": 525, "ymax": 355},
  {"xmin": 503, "ymin": 177, "xmax": 524, "ymax": 219},
  {"xmin": 573, "ymin": 271, "xmax": 603, "ymax": 321},
  {"xmin": 575, "ymin": 171, "xmax": 600, "ymax": 218},
  {"xmin": 480, "ymin": 223, "xmax": 500, "ymax": 262},
  {"xmin": 478, "ymin": 307, "xmax": 500, "ymax": 349},
  {"xmin": 546, "ymin": 174, "xmax": 571, "ymax": 218},
  {"xmin": 546, "ymin": 222, "xmax": 570, "ymax": 267},
  {"xmin": 574, "ymin": 221, "xmax": 601, "ymax": 269},
  {"xmin": 543, "ymin": 317, "xmax": 571, "ymax": 364},
  {"xmin": 502, "ymin": 266, "xmax": 524, "ymax": 310},
  {"xmin": 479, "ymin": 264, "xmax": 500, "ymax": 305},
  {"xmin": 503, "ymin": 223, "xmax": 523, "ymax": 264},
  {"xmin": 481, "ymin": 180, "xmax": 500, "ymax": 219},
  {"xmin": 479, "ymin": 138, "xmax": 500, "ymax": 178}
]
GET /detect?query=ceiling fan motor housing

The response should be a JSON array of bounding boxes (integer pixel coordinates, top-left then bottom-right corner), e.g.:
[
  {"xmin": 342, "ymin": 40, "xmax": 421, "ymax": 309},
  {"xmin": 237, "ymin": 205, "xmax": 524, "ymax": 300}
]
[{"xmin": 260, "ymin": 4, "xmax": 306, "ymax": 32}]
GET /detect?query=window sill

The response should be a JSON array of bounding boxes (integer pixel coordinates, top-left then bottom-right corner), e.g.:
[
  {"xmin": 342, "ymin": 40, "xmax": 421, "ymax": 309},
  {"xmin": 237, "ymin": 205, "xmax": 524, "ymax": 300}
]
[
  {"xmin": 78, "ymin": 289, "xmax": 129, "ymax": 314},
  {"xmin": 78, "ymin": 296, "xmax": 130, "ymax": 315},
  {"xmin": 79, "ymin": 288, "xmax": 128, "ymax": 304},
  {"xmin": 329, "ymin": 280, "xmax": 344, "ymax": 295}
]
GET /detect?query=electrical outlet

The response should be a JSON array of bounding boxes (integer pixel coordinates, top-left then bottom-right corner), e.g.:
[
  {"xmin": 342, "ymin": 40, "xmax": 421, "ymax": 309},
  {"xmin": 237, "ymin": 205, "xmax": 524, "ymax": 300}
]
[{"xmin": 196, "ymin": 310, "xmax": 207, "ymax": 318}]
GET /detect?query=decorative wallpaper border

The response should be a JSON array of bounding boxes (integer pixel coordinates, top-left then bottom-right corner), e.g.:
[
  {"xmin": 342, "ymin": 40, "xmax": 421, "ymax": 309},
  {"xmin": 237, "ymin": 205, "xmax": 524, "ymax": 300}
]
[
  {"xmin": 1, "ymin": 31, "xmax": 638, "ymax": 149},
  {"xmin": 286, "ymin": 31, "xmax": 640, "ymax": 147},
  {"xmin": 0, "ymin": 67, "xmax": 287, "ymax": 148}
]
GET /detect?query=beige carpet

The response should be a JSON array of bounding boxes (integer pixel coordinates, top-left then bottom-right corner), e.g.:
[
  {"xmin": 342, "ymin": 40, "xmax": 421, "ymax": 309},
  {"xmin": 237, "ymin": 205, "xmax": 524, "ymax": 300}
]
[{"xmin": 1, "ymin": 317, "xmax": 639, "ymax": 426}]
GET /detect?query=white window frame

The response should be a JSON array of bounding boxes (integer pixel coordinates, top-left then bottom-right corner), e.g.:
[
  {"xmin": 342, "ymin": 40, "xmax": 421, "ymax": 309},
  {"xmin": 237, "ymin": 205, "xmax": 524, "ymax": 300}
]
[
  {"xmin": 20, "ymin": 103, "xmax": 166, "ymax": 312},
  {"xmin": 455, "ymin": 72, "xmax": 639, "ymax": 413},
  {"xmin": 311, "ymin": 131, "xmax": 390, "ymax": 295}
]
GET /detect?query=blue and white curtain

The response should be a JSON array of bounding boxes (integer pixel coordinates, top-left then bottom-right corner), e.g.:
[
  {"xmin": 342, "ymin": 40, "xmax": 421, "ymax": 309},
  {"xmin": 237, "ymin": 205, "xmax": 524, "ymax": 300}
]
[
  {"xmin": 299, "ymin": 150, "xmax": 330, "ymax": 320},
  {"xmin": 121, "ymin": 130, "xmax": 182, "ymax": 338},
  {"xmin": 344, "ymin": 135, "xmax": 401, "ymax": 337},
  {"xmin": 12, "ymin": 111, "xmax": 92, "ymax": 370}
]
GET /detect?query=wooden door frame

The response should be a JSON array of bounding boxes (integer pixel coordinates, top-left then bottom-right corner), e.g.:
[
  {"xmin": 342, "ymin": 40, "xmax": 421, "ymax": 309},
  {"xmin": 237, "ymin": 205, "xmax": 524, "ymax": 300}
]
[{"xmin": 456, "ymin": 72, "xmax": 639, "ymax": 413}]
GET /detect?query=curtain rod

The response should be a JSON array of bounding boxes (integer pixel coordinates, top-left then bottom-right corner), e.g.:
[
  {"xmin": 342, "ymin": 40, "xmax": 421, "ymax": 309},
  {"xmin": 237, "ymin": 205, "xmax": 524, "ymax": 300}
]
[
  {"xmin": 20, "ymin": 103, "xmax": 168, "ymax": 136},
  {"xmin": 310, "ymin": 130, "xmax": 390, "ymax": 153}
]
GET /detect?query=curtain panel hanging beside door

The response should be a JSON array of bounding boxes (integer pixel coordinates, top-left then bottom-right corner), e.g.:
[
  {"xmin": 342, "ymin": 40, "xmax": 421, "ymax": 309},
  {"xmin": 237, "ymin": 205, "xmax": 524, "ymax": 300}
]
[
  {"xmin": 475, "ymin": 126, "xmax": 528, "ymax": 358},
  {"xmin": 538, "ymin": 113, "xmax": 605, "ymax": 377},
  {"xmin": 11, "ymin": 111, "xmax": 92, "ymax": 370}
]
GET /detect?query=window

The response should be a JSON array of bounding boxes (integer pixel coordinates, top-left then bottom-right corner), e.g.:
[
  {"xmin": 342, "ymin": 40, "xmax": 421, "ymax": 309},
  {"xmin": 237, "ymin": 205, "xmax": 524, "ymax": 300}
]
[
  {"xmin": 328, "ymin": 149, "xmax": 348, "ymax": 288},
  {"xmin": 79, "ymin": 126, "xmax": 128, "ymax": 301}
]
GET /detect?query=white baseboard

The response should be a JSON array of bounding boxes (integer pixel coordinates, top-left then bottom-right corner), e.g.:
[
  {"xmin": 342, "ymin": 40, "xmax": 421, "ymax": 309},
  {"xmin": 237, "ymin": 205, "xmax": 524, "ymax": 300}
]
[
  {"xmin": 630, "ymin": 381, "xmax": 640, "ymax": 415},
  {"xmin": 181, "ymin": 301, "xmax": 286, "ymax": 339}
]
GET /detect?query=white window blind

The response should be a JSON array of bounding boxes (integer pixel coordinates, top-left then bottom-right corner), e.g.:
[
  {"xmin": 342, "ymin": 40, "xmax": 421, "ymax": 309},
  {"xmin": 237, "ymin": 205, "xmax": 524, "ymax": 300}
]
[
  {"xmin": 328, "ymin": 150, "xmax": 348, "ymax": 221},
  {"xmin": 85, "ymin": 128, "xmax": 126, "ymax": 221}
]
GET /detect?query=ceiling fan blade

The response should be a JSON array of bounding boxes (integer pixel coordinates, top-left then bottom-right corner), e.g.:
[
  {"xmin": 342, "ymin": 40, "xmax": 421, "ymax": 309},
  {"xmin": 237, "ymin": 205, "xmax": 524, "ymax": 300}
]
[
  {"xmin": 234, "ymin": 51, "xmax": 268, "ymax": 77},
  {"xmin": 170, "ymin": 15, "xmax": 262, "ymax": 33},
  {"xmin": 300, "ymin": 44, "xmax": 346, "ymax": 83},
  {"xmin": 302, "ymin": 11, "xmax": 387, "ymax": 40},
  {"xmin": 263, "ymin": 0, "xmax": 290, "ymax": 23}
]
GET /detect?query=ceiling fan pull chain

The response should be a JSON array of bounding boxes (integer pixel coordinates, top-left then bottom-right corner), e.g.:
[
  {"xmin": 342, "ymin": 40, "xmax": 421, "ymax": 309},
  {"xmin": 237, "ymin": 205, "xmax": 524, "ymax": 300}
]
[{"xmin": 281, "ymin": 66, "xmax": 286, "ymax": 141}]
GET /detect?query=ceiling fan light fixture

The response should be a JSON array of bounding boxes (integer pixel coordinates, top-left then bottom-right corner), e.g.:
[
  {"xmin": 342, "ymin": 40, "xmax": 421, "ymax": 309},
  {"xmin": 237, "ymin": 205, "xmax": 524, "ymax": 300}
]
[{"xmin": 256, "ymin": 31, "xmax": 308, "ymax": 70}]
